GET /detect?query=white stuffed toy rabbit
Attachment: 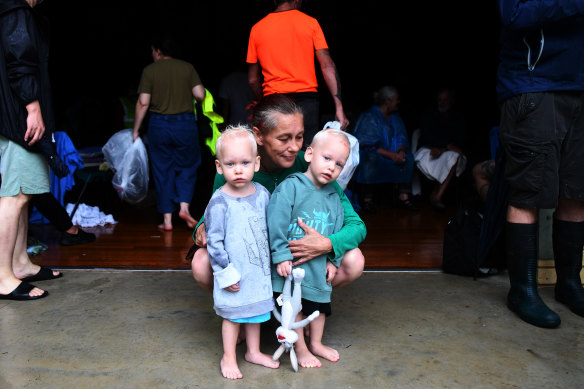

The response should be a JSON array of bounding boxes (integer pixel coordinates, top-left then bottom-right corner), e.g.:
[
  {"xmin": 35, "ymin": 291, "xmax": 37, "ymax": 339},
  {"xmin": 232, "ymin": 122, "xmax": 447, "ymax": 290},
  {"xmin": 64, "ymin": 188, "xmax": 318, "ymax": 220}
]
[{"xmin": 272, "ymin": 267, "xmax": 319, "ymax": 372}]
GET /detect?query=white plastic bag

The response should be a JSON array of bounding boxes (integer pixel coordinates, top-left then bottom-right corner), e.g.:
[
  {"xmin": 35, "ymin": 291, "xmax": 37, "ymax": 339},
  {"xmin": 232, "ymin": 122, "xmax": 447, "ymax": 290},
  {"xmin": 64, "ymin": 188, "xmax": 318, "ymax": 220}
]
[
  {"xmin": 103, "ymin": 129, "xmax": 149, "ymax": 204},
  {"xmin": 322, "ymin": 121, "xmax": 360, "ymax": 190},
  {"xmin": 102, "ymin": 129, "xmax": 133, "ymax": 171}
]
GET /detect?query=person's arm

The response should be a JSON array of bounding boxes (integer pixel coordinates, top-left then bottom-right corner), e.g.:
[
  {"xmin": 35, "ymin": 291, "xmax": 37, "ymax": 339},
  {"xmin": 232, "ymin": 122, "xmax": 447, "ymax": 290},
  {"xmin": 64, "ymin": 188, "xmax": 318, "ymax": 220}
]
[
  {"xmin": 377, "ymin": 148, "xmax": 406, "ymax": 163},
  {"xmin": 499, "ymin": 0, "xmax": 584, "ymax": 30},
  {"xmin": 267, "ymin": 184, "xmax": 296, "ymax": 265},
  {"xmin": 192, "ymin": 84, "xmax": 206, "ymax": 103},
  {"xmin": 326, "ymin": 182, "xmax": 367, "ymax": 260},
  {"xmin": 248, "ymin": 62, "xmax": 263, "ymax": 100},
  {"xmin": 206, "ymin": 199, "xmax": 241, "ymax": 290},
  {"xmin": 1, "ymin": 8, "xmax": 44, "ymax": 145},
  {"xmin": 315, "ymin": 48, "xmax": 348, "ymax": 129},
  {"xmin": 289, "ymin": 182, "xmax": 366, "ymax": 264},
  {"xmin": 132, "ymin": 93, "xmax": 150, "ymax": 141},
  {"xmin": 193, "ymin": 172, "xmax": 227, "ymax": 246}
]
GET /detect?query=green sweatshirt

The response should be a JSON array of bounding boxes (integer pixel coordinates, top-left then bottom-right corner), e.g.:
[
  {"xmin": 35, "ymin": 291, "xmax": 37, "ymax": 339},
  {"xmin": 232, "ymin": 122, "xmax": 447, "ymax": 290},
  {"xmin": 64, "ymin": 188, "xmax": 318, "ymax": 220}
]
[
  {"xmin": 195, "ymin": 151, "xmax": 366, "ymax": 262},
  {"xmin": 268, "ymin": 173, "xmax": 345, "ymax": 303}
]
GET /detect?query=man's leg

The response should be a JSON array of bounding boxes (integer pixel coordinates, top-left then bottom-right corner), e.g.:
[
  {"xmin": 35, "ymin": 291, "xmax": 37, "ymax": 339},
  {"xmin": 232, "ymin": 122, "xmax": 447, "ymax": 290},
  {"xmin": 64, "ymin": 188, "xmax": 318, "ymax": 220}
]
[
  {"xmin": 0, "ymin": 192, "xmax": 45, "ymax": 297},
  {"xmin": 506, "ymin": 206, "xmax": 561, "ymax": 328},
  {"xmin": 553, "ymin": 198, "xmax": 584, "ymax": 317}
]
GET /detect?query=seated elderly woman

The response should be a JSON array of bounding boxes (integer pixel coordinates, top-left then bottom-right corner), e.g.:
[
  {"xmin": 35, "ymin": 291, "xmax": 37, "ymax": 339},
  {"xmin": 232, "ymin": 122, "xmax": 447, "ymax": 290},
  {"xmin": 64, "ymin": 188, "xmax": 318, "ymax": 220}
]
[{"xmin": 352, "ymin": 86, "xmax": 417, "ymax": 212}]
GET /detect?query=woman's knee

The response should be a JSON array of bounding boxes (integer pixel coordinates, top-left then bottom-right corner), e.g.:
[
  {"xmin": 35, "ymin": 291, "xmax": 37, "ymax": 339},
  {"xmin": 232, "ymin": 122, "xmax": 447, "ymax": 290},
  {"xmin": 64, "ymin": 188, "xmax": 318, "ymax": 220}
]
[
  {"xmin": 191, "ymin": 248, "xmax": 210, "ymax": 279},
  {"xmin": 342, "ymin": 248, "xmax": 365, "ymax": 279}
]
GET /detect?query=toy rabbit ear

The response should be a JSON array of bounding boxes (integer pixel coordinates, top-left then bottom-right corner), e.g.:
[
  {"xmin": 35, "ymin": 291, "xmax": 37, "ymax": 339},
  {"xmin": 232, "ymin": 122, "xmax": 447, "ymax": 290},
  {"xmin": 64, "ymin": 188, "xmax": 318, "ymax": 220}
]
[{"xmin": 290, "ymin": 348, "xmax": 299, "ymax": 372}]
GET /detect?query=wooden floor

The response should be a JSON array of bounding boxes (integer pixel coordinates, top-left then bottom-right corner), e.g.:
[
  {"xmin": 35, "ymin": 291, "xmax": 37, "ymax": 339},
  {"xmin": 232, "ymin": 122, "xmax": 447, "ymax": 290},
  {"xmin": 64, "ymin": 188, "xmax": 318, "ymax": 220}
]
[{"xmin": 29, "ymin": 198, "xmax": 452, "ymax": 270}]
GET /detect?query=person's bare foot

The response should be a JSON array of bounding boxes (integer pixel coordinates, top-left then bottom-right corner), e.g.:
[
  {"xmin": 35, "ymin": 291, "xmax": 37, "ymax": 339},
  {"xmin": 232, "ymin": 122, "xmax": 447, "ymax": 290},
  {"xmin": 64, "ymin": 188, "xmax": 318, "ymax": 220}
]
[
  {"xmin": 245, "ymin": 351, "xmax": 280, "ymax": 369},
  {"xmin": 295, "ymin": 347, "xmax": 322, "ymax": 368},
  {"xmin": 311, "ymin": 343, "xmax": 340, "ymax": 362},
  {"xmin": 220, "ymin": 355, "xmax": 242, "ymax": 380},
  {"xmin": 178, "ymin": 210, "xmax": 197, "ymax": 229},
  {"xmin": 157, "ymin": 223, "xmax": 173, "ymax": 231}
]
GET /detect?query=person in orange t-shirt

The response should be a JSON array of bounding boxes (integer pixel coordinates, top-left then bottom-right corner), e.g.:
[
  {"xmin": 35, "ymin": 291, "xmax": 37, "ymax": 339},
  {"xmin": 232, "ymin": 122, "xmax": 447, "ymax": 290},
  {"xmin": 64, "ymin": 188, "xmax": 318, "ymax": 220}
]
[{"xmin": 247, "ymin": 0, "xmax": 349, "ymax": 148}]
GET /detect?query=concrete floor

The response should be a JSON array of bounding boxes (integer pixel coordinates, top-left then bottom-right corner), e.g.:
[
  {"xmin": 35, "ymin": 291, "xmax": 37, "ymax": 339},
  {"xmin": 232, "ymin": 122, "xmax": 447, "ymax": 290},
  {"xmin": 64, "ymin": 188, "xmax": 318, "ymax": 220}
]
[{"xmin": 1, "ymin": 271, "xmax": 583, "ymax": 388}]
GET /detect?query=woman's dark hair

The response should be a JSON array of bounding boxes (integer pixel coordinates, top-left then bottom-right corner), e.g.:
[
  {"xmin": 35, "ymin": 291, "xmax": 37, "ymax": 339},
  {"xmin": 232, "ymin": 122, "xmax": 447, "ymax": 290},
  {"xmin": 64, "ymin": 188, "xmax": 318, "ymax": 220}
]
[{"xmin": 251, "ymin": 94, "xmax": 303, "ymax": 134}]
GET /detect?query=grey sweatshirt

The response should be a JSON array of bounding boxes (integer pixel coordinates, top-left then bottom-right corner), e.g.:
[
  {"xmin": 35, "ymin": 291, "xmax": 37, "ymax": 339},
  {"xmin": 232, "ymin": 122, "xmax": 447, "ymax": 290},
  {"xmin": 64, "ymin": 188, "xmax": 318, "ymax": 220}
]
[{"xmin": 204, "ymin": 183, "xmax": 274, "ymax": 320}]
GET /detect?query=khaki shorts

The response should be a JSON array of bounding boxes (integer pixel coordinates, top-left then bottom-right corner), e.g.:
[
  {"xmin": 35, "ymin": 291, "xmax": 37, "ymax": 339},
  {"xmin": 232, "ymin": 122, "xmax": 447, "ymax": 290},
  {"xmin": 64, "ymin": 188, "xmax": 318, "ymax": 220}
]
[{"xmin": 0, "ymin": 135, "xmax": 50, "ymax": 197}]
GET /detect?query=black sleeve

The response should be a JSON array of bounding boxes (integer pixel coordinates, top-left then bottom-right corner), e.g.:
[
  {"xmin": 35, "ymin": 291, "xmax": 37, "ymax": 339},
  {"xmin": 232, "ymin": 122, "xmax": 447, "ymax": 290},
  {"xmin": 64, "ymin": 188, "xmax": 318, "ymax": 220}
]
[{"xmin": 0, "ymin": 7, "xmax": 41, "ymax": 106}]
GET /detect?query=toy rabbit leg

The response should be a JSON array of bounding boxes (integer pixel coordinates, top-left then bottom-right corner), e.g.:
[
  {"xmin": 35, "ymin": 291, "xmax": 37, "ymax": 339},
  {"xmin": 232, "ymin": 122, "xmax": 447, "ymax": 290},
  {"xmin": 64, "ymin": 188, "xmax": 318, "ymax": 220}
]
[
  {"xmin": 273, "ymin": 344, "xmax": 287, "ymax": 361},
  {"xmin": 273, "ymin": 271, "xmax": 293, "ymax": 323}
]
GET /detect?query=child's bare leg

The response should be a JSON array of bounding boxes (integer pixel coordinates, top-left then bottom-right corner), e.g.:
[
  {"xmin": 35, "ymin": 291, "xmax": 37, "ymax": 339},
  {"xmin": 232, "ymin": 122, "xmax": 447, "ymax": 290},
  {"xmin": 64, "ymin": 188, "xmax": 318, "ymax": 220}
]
[
  {"xmin": 221, "ymin": 319, "xmax": 243, "ymax": 379},
  {"xmin": 309, "ymin": 313, "xmax": 339, "ymax": 362},
  {"xmin": 244, "ymin": 323, "xmax": 279, "ymax": 369},
  {"xmin": 293, "ymin": 312, "xmax": 322, "ymax": 368}
]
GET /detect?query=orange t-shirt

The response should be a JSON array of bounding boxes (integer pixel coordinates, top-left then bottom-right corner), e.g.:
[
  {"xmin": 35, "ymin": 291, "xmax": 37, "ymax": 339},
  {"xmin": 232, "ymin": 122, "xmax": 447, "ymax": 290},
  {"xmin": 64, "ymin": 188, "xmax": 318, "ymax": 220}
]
[{"xmin": 247, "ymin": 10, "xmax": 328, "ymax": 95}]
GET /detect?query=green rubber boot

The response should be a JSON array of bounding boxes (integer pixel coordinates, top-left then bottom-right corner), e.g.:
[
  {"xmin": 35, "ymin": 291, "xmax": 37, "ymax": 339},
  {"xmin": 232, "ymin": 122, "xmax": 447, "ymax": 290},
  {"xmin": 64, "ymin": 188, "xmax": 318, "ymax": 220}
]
[
  {"xmin": 506, "ymin": 222, "xmax": 561, "ymax": 328},
  {"xmin": 553, "ymin": 219, "xmax": 584, "ymax": 317}
]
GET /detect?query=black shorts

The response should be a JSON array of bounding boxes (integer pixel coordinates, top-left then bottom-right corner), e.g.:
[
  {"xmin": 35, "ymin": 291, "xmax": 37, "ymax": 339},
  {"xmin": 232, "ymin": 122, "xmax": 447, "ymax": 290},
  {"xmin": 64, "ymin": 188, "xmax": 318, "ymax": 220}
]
[{"xmin": 499, "ymin": 91, "xmax": 584, "ymax": 209}]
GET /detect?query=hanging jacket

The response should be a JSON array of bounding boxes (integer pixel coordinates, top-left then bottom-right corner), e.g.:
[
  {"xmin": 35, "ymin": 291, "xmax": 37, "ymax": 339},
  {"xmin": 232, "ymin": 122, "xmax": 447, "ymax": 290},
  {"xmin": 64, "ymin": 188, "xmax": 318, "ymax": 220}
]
[
  {"xmin": 0, "ymin": 0, "xmax": 56, "ymax": 146},
  {"xmin": 496, "ymin": 0, "xmax": 584, "ymax": 103}
]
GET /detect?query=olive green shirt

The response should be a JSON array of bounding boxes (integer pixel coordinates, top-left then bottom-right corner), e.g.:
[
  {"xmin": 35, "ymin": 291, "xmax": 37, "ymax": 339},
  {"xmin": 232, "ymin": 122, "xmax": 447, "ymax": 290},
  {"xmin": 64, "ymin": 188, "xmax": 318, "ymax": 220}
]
[{"xmin": 137, "ymin": 58, "xmax": 202, "ymax": 115}]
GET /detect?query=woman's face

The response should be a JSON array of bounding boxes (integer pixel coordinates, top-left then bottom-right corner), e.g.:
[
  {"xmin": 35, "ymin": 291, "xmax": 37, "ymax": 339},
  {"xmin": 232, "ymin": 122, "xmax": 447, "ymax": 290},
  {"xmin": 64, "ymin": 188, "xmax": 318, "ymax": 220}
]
[{"xmin": 254, "ymin": 112, "xmax": 304, "ymax": 171}]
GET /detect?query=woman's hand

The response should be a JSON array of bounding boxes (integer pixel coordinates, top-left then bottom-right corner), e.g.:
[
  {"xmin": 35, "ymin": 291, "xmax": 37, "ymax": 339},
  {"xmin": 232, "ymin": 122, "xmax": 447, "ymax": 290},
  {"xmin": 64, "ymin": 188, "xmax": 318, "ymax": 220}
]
[
  {"xmin": 288, "ymin": 218, "xmax": 333, "ymax": 266},
  {"xmin": 195, "ymin": 223, "xmax": 207, "ymax": 247},
  {"xmin": 392, "ymin": 150, "xmax": 406, "ymax": 163}
]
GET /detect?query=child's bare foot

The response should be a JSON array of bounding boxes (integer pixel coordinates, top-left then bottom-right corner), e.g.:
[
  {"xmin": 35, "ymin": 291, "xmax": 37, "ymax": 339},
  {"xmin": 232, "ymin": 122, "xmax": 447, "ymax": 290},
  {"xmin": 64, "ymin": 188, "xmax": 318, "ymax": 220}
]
[
  {"xmin": 311, "ymin": 343, "xmax": 340, "ymax": 362},
  {"xmin": 220, "ymin": 355, "xmax": 243, "ymax": 380},
  {"xmin": 295, "ymin": 347, "xmax": 322, "ymax": 368},
  {"xmin": 178, "ymin": 210, "xmax": 197, "ymax": 229},
  {"xmin": 245, "ymin": 351, "xmax": 280, "ymax": 369},
  {"xmin": 157, "ymin": 223, "xmax": 172, "ymax": 231}
]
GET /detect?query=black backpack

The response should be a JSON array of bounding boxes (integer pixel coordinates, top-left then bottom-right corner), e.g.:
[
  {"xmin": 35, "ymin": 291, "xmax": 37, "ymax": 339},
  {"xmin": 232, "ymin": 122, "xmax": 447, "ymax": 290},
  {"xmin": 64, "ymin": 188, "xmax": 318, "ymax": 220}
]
[{"xmin": 442, "ymin": 206, "xmax": 505, "ymax": 278}]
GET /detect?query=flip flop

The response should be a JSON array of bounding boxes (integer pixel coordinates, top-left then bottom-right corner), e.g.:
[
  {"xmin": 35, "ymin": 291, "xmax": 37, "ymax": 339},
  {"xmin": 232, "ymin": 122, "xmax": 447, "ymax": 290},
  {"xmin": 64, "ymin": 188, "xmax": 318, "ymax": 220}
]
[
  {"xmin": 20, "ymin": 266, "xmax": 63, "ymax": 283},
  {"xmin": 0, "ymin": 282, "xmax": 48, "ymax": 301}
]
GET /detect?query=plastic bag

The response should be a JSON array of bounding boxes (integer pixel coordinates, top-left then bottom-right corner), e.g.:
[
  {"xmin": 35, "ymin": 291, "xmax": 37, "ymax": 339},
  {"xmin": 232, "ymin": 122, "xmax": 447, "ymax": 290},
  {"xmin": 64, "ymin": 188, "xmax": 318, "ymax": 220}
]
[
  {"xmin": 102, "ymin": 129, "xmax": 149, "ymax": 204},
  {"xmin": 322, "ymin": 121, "xmax": 360, "ymax": 190}
]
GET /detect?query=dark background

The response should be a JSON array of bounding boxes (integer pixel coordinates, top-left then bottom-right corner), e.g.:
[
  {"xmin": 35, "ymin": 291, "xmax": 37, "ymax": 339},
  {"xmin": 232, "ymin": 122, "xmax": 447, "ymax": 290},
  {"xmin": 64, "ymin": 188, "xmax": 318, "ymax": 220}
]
[{"xmin": 37, "ymin": 0, "xmax": 501, "ymax": 166}]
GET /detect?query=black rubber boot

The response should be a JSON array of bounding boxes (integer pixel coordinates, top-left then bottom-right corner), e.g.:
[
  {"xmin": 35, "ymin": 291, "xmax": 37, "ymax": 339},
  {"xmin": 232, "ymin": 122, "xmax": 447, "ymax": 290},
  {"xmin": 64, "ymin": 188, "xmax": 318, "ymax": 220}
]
[
  {"xmin": 506, "ymin": 222, "xmax": 561, "ymax": 328},
  {"xmin": 553, "ymin": 219, "xmax": 584, "ymax": 317}
]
